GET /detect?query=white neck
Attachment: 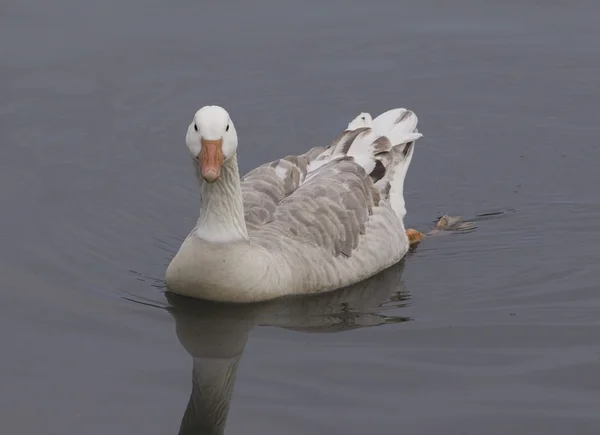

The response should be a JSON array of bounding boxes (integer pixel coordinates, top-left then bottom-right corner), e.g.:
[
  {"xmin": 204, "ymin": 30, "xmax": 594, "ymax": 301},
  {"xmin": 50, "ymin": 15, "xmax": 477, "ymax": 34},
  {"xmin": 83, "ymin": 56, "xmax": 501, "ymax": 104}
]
[{"xmin": 192, "ymin": 154, "xmax": 248, "ymax": 243}]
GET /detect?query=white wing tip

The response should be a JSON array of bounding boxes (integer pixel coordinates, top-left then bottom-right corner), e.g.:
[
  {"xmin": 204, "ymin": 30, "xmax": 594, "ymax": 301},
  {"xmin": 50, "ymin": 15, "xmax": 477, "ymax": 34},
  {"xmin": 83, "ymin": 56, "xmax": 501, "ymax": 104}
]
[
  {"xmin": 352, "ymin": 153, "xmax": 376, "ymax": 174},
  {"xmin": 347, "ymin": 112, "xmax": 373, "ymax": 130}
]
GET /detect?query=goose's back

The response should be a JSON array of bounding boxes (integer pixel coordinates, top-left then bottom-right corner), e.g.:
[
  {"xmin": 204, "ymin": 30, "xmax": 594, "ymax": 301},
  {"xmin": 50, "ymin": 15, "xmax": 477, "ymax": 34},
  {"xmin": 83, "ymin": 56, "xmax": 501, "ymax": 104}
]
[{"xmin": 239, "ymin": 149, "xmax": 409, "ymax": 295}]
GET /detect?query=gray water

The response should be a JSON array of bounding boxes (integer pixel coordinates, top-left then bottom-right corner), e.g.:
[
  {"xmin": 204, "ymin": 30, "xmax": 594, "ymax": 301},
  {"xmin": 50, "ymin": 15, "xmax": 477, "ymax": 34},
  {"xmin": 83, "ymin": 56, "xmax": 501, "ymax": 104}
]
[{"xmin": 2, "ymin": 0, "xmax": 600, "ymax": 434}]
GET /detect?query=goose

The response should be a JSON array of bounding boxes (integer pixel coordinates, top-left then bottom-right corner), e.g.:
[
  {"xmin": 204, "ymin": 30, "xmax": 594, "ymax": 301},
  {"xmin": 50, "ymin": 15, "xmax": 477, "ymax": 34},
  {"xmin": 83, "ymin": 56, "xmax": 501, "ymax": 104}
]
[{"xmin": 165, "ymin": 105, "xmax": 423, "ymax": 303}]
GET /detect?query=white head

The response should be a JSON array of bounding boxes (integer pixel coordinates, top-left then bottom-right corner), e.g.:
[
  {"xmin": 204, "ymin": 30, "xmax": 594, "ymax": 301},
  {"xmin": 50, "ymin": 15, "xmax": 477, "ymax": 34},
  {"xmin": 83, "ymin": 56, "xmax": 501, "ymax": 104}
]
[{"xmin": 186, "ymin": 105, "xmax": 238, "ymax": 183}]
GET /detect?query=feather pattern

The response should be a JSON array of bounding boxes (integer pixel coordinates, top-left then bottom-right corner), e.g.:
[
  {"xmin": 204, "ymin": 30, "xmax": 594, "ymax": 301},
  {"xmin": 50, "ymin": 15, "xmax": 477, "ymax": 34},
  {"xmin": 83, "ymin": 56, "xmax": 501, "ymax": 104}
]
[{"xmin": 166, "ymin": 106, "xmax": 423, "ymax": 302}]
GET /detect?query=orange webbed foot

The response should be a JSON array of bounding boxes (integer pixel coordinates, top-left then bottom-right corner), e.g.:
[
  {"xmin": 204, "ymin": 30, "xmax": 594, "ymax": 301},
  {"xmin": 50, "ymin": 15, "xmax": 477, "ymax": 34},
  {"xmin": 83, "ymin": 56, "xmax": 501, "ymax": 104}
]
[{"xmin": 406, "ymin": 228, "xmax": 425, "ymax": 248}]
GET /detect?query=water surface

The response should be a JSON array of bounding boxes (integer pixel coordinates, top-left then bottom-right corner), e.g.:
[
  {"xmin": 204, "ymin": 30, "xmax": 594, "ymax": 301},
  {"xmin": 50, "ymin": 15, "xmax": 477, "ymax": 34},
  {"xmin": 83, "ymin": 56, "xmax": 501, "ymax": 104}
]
[{"xmin": 2, "ymin": 0, "xmax": 600, "ymax": 434}]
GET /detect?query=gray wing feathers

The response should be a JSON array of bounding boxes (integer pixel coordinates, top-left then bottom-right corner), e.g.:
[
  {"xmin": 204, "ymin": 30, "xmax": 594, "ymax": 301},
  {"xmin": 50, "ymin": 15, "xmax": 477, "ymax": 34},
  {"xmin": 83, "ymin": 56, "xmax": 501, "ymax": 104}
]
[
  {"xmin": 279, "ymin": 158, "xmax": 377, "ymax": 257},
  {"xmin": 248, "ymin": 157, "xmax": 378, "ymax": 258},
  {"xmin": 238, "ymin": 108, "xmax": 421, "ymax": 257},
  {"xmin": 241, "ymin": 146, "xmax": 326, "ymax": 229}
]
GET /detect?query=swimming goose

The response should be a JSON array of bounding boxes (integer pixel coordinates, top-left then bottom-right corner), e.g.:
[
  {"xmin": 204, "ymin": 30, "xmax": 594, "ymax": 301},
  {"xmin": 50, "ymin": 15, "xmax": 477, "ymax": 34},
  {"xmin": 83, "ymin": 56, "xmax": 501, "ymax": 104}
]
[{"xmin": 165, "ymin": 105, "xmax": 422, "ymax": 303}]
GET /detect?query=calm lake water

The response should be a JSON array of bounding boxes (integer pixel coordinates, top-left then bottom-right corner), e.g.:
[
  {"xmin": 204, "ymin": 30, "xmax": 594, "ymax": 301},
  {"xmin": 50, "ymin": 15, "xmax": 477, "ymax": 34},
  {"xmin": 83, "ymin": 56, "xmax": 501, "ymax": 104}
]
[{"xmin": 2, "ymin": 0, "xmax": 600, "ymax": 434}]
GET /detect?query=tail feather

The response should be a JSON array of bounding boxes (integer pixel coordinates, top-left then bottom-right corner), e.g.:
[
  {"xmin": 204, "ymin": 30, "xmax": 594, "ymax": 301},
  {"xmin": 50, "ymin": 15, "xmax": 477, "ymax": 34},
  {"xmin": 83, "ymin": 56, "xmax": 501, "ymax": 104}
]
[
  {"xmin": 347, "ymin": 112, "xmax": 373, "ymax": 130},
  {"xmin": 368, "ymin": 108, "xmax": 421, "ymax": 218},
  {"xmin": 373, "ymin": 108, "xmax": 418, "ymax": 137},
  {"xmin": 308, "ymin": 108, "xmax": 422, "ymax": 217},
  {"xmin": 307, "ymin": 107, "xmax": 422, "ymax": 219}
]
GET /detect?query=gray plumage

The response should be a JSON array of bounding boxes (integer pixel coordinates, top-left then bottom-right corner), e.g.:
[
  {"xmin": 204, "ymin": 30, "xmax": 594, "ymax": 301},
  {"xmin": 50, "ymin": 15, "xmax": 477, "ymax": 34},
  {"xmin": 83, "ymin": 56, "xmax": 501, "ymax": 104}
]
[{"xmin": 166, "ymin": 107, "xmax": 423, "ymax": 303}]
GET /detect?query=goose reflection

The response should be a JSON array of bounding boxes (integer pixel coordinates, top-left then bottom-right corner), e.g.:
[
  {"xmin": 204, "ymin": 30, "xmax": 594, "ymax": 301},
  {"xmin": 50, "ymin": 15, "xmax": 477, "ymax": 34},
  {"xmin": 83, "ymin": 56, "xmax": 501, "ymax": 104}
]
[{"xmin": 165, "ymin": 260, "xmax": 411, "ymax": 435}]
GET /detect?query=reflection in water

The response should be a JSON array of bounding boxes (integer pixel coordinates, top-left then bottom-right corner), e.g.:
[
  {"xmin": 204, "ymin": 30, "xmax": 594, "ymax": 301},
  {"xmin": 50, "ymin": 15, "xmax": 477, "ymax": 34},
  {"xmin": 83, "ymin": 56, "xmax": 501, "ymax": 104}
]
[{"xmin": 165, "ymin": 261, "xmax": 410, "ymax": 434}]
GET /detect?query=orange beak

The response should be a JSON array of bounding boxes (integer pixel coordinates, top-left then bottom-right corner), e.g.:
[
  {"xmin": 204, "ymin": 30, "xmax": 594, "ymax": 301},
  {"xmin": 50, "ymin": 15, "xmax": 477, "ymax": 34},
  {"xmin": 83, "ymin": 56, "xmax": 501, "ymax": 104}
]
[{"xmin": 198, "ymin": 137, "xmax": 224, "ymax": 183}]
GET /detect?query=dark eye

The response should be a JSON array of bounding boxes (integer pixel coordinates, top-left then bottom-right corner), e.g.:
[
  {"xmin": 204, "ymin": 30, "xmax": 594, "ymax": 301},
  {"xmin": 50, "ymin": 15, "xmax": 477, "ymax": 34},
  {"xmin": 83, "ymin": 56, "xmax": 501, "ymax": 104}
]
[
  {"xmin": 226, "ymin": 124, "xmax": 230, "ymax": 132},
  {"xmin": 194, "ymin": 124, "xmax": 198, "ymax": 132}
]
